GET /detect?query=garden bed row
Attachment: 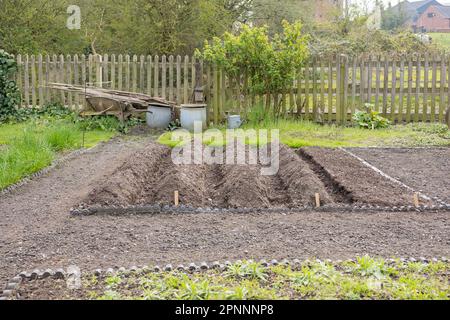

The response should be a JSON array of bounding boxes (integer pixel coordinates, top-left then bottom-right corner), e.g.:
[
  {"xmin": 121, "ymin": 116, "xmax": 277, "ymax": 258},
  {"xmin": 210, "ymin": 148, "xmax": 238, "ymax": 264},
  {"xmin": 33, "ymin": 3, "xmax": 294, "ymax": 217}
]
[{"xmin": 71, "ymin": 142, "xmax": 447, "ymax": 215}]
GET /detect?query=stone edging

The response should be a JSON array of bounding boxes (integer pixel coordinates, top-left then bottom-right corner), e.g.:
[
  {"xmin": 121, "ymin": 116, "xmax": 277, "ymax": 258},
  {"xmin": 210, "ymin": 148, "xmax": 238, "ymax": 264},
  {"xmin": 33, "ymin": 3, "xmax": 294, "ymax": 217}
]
[
  {"xmin": 1, "ymin": 257, "xmax": 449, "ymax": 300},
  {"xmin": 70, "ymin": 202, "xmax": 450, "ymax": 216}
]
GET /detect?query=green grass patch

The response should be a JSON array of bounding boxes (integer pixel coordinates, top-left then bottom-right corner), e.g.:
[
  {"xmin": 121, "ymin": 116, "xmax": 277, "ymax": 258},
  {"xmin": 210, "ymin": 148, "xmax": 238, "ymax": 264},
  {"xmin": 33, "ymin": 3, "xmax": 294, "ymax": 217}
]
[
  {"xmin": 157, "ymin": 120, "xmax": 450, "ymax": 149},
  {"xmin": 76, "ymin": 257, "xmax": 450, "ymax": 300},
  {"xmin": 431, "ymin": 33, "xmax": 450, "ymax": 50},
  {"xmin": 0, "ymin": 119, "xmax": 116, "ymax": 190}
]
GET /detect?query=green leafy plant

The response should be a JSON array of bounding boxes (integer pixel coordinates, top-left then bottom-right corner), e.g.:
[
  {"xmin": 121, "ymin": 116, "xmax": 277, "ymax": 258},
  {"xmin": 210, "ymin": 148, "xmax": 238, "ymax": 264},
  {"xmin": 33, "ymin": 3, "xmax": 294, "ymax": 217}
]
[
  {"xmin": 197, "ymin": 21, "xmax": 309, "ymax": 117},
  {"xmin": 0, "ymin": 50, "xmax": 21, "ymax": 122},
  {"xmin": 353, "ymin": 104, "xmax": 391, "ymax": 130}
]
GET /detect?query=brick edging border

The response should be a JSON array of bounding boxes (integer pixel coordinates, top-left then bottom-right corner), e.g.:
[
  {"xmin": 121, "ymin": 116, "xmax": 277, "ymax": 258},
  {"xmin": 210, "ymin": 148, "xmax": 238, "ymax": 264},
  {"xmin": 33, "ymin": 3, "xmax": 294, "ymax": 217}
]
[{"xmin": 2, "ymin": 256, "xmax": 449, "ymax": 300}]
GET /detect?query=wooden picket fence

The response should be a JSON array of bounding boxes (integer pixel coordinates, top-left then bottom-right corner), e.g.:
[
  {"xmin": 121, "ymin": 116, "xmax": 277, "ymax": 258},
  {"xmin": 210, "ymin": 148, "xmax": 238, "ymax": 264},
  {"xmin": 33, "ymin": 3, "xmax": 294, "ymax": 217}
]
[{"xmin": 14, "ymin": 53, "xmax": 450, "ymax": 124}]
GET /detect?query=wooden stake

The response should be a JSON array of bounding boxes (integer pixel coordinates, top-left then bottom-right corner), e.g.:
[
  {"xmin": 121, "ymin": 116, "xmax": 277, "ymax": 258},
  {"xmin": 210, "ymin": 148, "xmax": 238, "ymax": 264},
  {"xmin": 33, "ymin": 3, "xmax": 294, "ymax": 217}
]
[
  {"xmin": 174, "ymin": 191, "xmax": 179, "ymax": 207},
  {"xmin": 413, "ymin": 193, "xmax": 420, "ymax": 208},
  {"xmin": 315, "ymin": 193, "xmax": 321, "ymax": 208}
]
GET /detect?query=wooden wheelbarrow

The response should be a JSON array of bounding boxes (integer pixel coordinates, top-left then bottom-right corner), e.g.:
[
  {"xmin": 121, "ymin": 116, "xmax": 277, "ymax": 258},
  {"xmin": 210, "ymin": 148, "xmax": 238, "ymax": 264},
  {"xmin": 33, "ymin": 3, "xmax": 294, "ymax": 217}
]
[{"xmin": 82, "ymin": 96, "xmax": 148, "ymax": 122}]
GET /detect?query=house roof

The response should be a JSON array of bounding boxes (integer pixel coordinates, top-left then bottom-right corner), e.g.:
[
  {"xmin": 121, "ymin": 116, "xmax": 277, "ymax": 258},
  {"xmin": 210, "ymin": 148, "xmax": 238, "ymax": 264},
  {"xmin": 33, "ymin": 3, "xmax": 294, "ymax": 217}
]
[{"xmin": 388, "ymin": 0, "xmax": 441, "ymax": 22}]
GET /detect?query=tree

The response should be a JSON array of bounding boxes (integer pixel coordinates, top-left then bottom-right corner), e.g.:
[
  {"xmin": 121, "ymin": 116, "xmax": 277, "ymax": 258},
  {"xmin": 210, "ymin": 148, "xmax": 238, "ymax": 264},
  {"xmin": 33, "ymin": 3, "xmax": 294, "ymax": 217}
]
[{"xmin": 197, "ymin": 21, "xmax": 309, "ymax": 115}]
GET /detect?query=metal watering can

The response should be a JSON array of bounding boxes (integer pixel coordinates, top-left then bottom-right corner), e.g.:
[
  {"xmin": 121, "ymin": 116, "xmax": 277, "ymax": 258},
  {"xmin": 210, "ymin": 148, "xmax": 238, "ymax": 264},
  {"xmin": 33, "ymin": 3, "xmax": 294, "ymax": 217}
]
[{"xmin": 227, "ymin": 115, "xmax": 243, "ymax": 129}]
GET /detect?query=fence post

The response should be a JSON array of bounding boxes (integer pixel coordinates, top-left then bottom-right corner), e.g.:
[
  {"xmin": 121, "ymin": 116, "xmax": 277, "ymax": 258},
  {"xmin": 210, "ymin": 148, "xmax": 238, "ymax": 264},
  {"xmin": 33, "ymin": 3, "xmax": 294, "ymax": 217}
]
[
  {"xmin": 95, "ymin": 54, "xmax": 103, "ymax": 87},
  {"xmin": 336, "ymin": 55, "xmax": 347, "ymax": 124}
]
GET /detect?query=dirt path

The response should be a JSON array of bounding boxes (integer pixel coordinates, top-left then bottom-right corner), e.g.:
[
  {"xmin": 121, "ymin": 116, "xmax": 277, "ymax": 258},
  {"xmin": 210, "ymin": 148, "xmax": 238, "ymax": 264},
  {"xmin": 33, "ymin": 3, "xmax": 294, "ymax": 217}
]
[{"xmin": 1, "ymin": 141, "xmax": 449, "ymax": 287}]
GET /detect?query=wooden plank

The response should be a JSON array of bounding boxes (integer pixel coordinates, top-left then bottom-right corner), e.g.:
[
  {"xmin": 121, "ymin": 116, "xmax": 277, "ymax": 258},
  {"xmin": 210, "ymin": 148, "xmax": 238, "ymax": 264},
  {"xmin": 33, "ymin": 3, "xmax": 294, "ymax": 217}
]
[
  {"xmin": 45, "ymin": 55, "xmax": 51, "ymax": 103},
  {"xmin": 125, "ymin": 54, "xmax": 131, "ymax": 91},
  {"xmin": 59, "ymin": 55, "xmax": 66, "ymax": 104},
  {"xmin": 312, "ymin": 57, "xmax": 318, "ymax": 118},
  {"xmin": 52, "ymin": 55, "xmax": 58, "ymax": 103},
  {"xmin": 220, "ymin": 68, "xmax": 226, "ymax": 116},
  {"xmin": 398, "ymin": 58, "xmax": 405, "ymax": 123},
  {"xmin": 328, "ymin": 60, "xmax": 333, "ymax": 122},
  {"xmin": 24, "ymin": 55, "xmax": 30, "ymax": 107},
  {"xmin": 37, "ymin": 55, "xmax": 44, "ymax": 106},
  {"xmin": 336, "ymin": 56, "xmax": 341, "ymax": 123},
  {"xmin": 30, "ymin": 55, "xmax": 37, "ymax": 106},
  {"xmin": 439, "ymin": 54, "xmax": 446, "ymax": 122},
  {"xmin": 146, "ymin": 55, "xmax": 152, "ymax": 95},
  {"xmin": 415, "ymin": 55, "xmax": 421, "ymax": 122},
  {"xmin": 360, "ymin": 55, "xmax": 365, "ymax": 104},
  {"xmin": 390, "ymin": 56, "xmax": 397, "ymax": 122},
  {"xmin": 162, "ymin": 55, "xmax": 167, "ymax": 99},
  {"xmin": 110, "ymin": 54, "xmax": 116, "ymax": 90},
  {"xmin": 132, "ymin": 55, "xmax": 138, "ymax": 92},
  {"xmin": 80, "ymin": 54, "xmax": 87, "ymax": 109},
  {"xmin": 103, "ymin": 54, "xmax": 109, "ymax": 88},
  {"xmin": 88, "ymin": 54, "xmax": 93, "ymax": 86},
  {"xmin": 367, "ymin": 55, "xmax": 373, "ymax": 104},
  {"xmin": 406, "ymin": 56, "xmax": 413, "ymax": 122},
  {"xmin": 73, "ymin": 54, "xmax": 80, "ymax": 108},
  {"xmin": 431, "ymin": 54, "xmax": 437, "ymax": 122},
  {"xmin": 95, "ymin": 54, "xmax": 103, "ymax": 88},
  {"xmin": 213, "ymin": 64, "xmax": 219, "ymax": 123},
  {"xmin": 375, "ymin": 55, "xmax": 381, "ymax": 112},
  {"xmin": 66, "ymin": 55, "xmax": 73, "ymax": 108},
  {"xmin": 383, "ymin": 55, "xmax": 389, "ymax": 116},
  {"xmin": 296, "ymin": 67, "xmax": 303, "ymax": 118},
  {"xmin": 183, "ymin": 55, "xmax": 189, "ymax": 103},
  {"xmin": 343, "ymin": 56, "xmax": 349, "ymax": 124},
  {"xmin": 169, "ymin": 55, "xmax": 174, "ymax": 102},
  {"xmin": 154, "ymin": 55, "xmax": 160, "ymax": 97},
  {"xmin": 191, "ymin": 56, "xmax": 196, "ymax": 102},
  {"xmin": 176, "ymin": 56, "xmax": 182, "ymax": 104},
  {"xmin": 118, "ymin": 54, "xmax": 123, "ymax": 91},
  {"xmin": 422, "ymin": 53, "xmax": 429, "ymax": 122},
  {"xmin": 206, "ymin": 63, "xmax": 212, "ymax": 122},
  {"xmin": 304, "ymin": 59, "xmax": 310, "ymax": 119},
  {"xmin": 139, "ymin": 55, "xmax": 145, "ymax": 93}
]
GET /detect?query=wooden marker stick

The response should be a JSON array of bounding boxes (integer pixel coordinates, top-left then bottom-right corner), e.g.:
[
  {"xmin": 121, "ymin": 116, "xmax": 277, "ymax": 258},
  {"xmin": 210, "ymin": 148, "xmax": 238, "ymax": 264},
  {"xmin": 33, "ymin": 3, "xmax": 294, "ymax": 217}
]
[
  {"xmin": 413, "ymin": 193, "xmax": 420, "ymax": 208},
  {"xmin": 315, "ymin": 193, "xmax": 321, "ymax": 208},
  {"xmin": 174, "ymin": 191, "xmax": 179, "ymax": 207}
]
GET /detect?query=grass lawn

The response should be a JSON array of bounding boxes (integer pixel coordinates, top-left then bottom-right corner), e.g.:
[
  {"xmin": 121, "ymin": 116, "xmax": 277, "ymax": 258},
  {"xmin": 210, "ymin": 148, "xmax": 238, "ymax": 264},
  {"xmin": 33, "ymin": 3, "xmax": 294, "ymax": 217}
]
[
  {"xmin": 0, "ymin": 119, "xmax": 116, "ymax": 190},
  {"xmin": 79, "ymin": 257, "xmax": 449, "ymax": 300},
  {"xmin": 158, "ymin": 120, "xmax": 450, "ymax": 148},
  {"xmin": 431, "ymin": 32, "xmax": 450, "ymax": 50}
]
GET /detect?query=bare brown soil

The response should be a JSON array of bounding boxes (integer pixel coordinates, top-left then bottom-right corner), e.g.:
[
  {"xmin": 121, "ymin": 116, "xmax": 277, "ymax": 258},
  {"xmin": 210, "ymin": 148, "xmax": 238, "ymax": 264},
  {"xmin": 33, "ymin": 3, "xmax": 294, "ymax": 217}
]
[
  {"xmin": 300, "ymin": 148, "xmax": 423, "ymax": 206},
  {"xmin": 347, "ymin": 148, "xmax": 450, "ymax": 204},
  {"xmin": 82, "ymin": 143, "xmax": 335, "ymax": 209}
]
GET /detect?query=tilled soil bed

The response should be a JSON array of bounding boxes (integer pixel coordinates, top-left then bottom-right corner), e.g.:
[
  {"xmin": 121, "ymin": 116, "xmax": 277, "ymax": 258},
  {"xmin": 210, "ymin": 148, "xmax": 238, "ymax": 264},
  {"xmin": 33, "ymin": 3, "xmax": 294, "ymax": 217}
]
[
  {"xmin": 299, "ymin": 147, "xmax": 428, "ymax": 206},
  {"xmin": 80, "ymin": 143, "xmax": 335, "ymax": 209},
  {"xmin": 80, "ymin": 142, "xmax": 425, "ymax": 210},
  {"xmin": 347, "ymin": 148, "xmax": 450, "ymax": 204}
]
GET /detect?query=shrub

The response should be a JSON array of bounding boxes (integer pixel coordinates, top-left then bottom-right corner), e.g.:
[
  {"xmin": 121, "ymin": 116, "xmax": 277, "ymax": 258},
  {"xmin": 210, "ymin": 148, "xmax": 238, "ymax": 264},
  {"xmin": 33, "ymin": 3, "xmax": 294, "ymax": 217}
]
[
  {"xmin": 0, "ymin": 50, "xmax": 21, "ymax": 122},
  {"xmin": 197, "ymin": 21, "xmax": 309, "ymax": 116},
  {"xmin": 353, "ymin": 104, "xmax": 390, "ymax": 130}
]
